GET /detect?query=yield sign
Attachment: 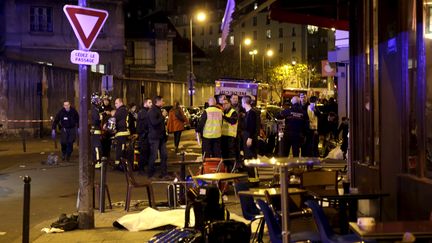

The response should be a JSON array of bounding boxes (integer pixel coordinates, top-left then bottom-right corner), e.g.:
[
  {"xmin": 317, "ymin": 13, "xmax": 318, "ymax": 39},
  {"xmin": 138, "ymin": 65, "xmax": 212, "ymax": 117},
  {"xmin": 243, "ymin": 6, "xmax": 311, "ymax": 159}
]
[{"xmin": 63, "ymin": 5, "xmax": 108, "ymax": 50}]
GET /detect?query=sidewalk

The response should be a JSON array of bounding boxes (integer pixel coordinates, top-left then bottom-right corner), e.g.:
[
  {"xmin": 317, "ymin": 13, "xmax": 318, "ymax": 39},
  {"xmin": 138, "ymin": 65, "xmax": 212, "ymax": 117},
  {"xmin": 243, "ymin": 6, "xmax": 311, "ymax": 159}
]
[{"xmin": 32, "ymin": 208, "xmax": 162, "ymax": 243}]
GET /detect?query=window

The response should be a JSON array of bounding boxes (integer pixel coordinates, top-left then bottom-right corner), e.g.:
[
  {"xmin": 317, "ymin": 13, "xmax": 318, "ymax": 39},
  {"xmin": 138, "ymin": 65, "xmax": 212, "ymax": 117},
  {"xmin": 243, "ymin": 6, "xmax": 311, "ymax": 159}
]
[
  {"xmin": 229, "ymin": 36, "xmax": 234, "ymax": 45},
  {"xmin": 209, "ymin": 40, "xmax": 213, "ymax": 46},
  {"xmin": 279, "ymin": 28, "xmax": 283, "ymax": 38},
  {"xmin": 91, "ymin": 64, "xmax": 105, "ymax": 74},
  {"xmin": 209, "ymin": 25, "xmax": 213, "ymax": 35},
  {"xmin": 266, "ymin": 29, "xmax": 271, "ymax": 39},
  {"xmin": 292, "ymin": 41, "xmax": 296, "ymax": 52},
  {"xmin": 253, "ymin": 31, "xmax": 257, "ymax": 40},
  {"xmin": 279, "ymin": 43, "xmax": 283, "ymax": 53},
  {"xmin": 30, "ymin": 6, "xmax": 53, "ymax": 32},
  {"xmin": 253, "ymin": 16, "xmax": 257, "ymax": 26},
  {"xmin": 292, "ymin": 27, "xmax": 296, "ymax": 37}
]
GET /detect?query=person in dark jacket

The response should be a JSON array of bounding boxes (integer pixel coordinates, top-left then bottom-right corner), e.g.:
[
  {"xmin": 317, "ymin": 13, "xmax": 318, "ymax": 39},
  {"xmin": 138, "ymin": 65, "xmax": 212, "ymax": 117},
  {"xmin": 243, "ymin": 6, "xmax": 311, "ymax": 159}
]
[
  {"xmin": 278, "ymin": 96, "xmax": 308, "ymax": 157},
  {"xmin": 90, "ymin": 93, "xmax": 103, "ymax": 168},
  {"xmin": 100, "ymin": 95, "xmax": 113, "ymax": 159},
  {"xmin": 147, "ymin": 95, "xmax": 169, "ymax": 178},
  {"xmin": 52, "ymin": 101, "xmax": 79, "ymax": 162},
  {"xmin": 136, "ymin": 98, "xmax": 152, "ymax": 175},
  {"xmin": 128, "ymin": 103, "xmax": 138, "ymax": 135},
  {"xmin": 114, "ymin": 98, "xmax": 130, "ymax": 166},
  {"xmin": 241, "ymin": 95, "xmax": 259, "ymax": 159}
]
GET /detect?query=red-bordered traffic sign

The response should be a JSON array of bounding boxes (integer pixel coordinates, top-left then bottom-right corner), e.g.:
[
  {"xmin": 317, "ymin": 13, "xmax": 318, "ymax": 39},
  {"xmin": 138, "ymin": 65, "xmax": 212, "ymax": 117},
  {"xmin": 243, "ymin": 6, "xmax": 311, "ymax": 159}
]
[{"xmin": 63, "ymin": 5, "xmax": 108, "ymax": 50}]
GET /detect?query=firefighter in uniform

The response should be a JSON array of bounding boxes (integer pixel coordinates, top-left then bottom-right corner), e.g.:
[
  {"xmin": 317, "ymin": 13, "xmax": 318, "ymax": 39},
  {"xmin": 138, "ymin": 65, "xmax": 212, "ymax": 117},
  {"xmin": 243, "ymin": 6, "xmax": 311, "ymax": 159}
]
[
  {"xmin": 221, "ymin": 99, "xmax": 238, "ymax": 172},
  {"xmin": 90, "ymin": 93, "xmax": 103, "ymax": 168},
  {"xmin": 52, "ymin": 101, "xmax": 79, "ymax": 162},
  {"xmin": 114, "ymin": 98, "xmax": 130, "ymax": 166},
  {"xmin": 196, "ymin": 97, "xmax": 223, "ymax": 158}
]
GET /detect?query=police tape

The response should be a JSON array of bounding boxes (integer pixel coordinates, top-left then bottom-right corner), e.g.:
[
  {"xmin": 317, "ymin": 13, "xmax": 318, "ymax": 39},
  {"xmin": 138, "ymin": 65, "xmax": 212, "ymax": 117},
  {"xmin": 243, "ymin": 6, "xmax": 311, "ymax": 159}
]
[{"xmin": 0, "ymin": 119, "xmax": 53, "ymax": 123}]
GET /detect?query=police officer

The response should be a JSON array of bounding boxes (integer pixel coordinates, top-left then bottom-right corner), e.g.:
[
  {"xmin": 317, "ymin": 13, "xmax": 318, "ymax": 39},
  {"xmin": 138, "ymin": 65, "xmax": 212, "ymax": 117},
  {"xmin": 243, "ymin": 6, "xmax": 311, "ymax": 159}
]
[
  {"xmin": 196, "ymin": 97, "xmax": 223, "ymax": 158},
  {"xmin": 114, "ymin": 98, "xmax": 130, "ymax": 166},
  {"xmin": 278, "ymin": 96, "xmax": 308, "ymax": 157},
  {"xmin": 221, "ymin": 99, "xmax": 238, "ymax": 171},
  {"xmin": 90, "ymin": 93, "xmax": 103, "ymax": 168},
  {"xmin": 52, "ymin": 100, "xmax": 79, "ymax": 162}
]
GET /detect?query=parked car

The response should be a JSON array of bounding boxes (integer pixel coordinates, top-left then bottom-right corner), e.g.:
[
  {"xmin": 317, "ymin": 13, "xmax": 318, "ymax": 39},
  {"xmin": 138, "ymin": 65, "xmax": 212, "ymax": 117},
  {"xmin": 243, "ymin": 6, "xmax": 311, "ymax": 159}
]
[{"xmin": 258, "ymin": 105, "xmax": 284, "ymax": 155}]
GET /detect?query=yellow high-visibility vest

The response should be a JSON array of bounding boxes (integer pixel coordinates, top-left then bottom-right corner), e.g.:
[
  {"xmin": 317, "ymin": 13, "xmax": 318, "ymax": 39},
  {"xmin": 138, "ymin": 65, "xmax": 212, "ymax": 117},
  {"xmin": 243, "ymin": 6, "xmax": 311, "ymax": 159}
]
[
  {"xmin": 203, "ymin": 106, "xmax": 222, "ymax": 138},
  {"xmin": 222, "ymin": 108, "xmax": 237, "ymax": 137}
]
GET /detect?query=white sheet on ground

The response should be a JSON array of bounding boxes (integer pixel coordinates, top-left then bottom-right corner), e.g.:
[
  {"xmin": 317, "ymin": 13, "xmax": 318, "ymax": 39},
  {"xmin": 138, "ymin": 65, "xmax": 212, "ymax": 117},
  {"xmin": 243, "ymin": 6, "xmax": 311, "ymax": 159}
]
[{"xmin": 116, "ymin": 207, "xmax": 249, "ymax": 232}]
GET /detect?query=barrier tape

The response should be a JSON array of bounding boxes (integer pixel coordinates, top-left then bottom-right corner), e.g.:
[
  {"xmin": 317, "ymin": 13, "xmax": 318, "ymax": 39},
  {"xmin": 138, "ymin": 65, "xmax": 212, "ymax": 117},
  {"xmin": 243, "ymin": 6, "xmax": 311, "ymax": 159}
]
[{"xmin": 0, "ymin": 119, "xmax": 52, "ymax": 123}]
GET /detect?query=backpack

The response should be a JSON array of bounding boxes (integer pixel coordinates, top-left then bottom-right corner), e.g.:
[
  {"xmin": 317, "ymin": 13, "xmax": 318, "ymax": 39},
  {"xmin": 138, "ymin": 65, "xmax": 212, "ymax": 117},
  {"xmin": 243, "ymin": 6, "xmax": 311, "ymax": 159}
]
[
  {"xmin": 184, "ymin": 184, "xmax": 229, "ymax": 231},
  {"xmin": 50, "ymin": 213, "xmax": 78, "ymax": 231}
]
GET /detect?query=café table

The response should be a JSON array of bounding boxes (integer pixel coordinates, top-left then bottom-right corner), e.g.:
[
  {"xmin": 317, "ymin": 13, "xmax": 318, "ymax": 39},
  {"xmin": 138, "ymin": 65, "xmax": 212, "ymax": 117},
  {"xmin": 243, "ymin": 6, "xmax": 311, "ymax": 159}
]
[
  {"xmin": 238, "ymin": 187, "xmax": 307, "ymax": 197},
  {"xmin": 192, "ymin": 172, "xmax": 249, "ymax": 184},
  {"xmin": 349, "ymin": 221, "xmax": 432, "ymax": 241},
  {"xmin": 244, "ymin": 157, "xmax": 321, "ymax": 243},
  {"xmin": 308, "ymin": 188, "xmax": 389, "ymax": 234}
]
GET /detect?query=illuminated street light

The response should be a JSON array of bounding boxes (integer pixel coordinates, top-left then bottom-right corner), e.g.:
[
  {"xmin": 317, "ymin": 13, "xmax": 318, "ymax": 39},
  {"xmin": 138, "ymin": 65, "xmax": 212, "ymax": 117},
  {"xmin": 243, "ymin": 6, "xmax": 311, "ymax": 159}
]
[
  {"xmin": 262, "ymin": 49, "xmax": 274, "ymax": 81},
  {"xmin": 239, "ymin": 38, "xmax": 251, "ymax": 77},
  {"xmin": 189, "ymin": 10, "xmax": 206, "ymax": 106}
]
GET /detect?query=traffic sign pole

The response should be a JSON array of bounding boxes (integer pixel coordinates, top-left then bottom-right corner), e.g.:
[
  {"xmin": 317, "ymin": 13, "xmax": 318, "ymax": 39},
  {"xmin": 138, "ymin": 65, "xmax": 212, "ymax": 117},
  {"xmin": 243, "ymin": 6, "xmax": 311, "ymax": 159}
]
[{"xmin": 77, "ymin": 0, "xmax": 94, "ymax": 229}]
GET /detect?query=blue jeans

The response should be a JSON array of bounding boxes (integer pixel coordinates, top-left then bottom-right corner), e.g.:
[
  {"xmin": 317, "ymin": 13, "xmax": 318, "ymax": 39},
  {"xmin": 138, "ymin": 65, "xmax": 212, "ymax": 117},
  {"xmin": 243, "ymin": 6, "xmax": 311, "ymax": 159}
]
[{"xmin": 148, "ymin": 138, "xmax": 168, "ymax": 177}]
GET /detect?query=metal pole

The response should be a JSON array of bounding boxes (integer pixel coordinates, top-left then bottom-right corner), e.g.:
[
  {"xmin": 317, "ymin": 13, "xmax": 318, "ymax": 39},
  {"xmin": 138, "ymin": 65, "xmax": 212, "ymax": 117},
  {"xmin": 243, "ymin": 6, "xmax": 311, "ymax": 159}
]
[
  {"xmin": 21, "ymin": 128, "xmax": 26, "ymax": 152},
  {"xmin": 77, "ymin": 0, "xmax": 94, "ymax": 229},
  {"xmin": 189, "ymin": 18, "xmax": 193, "ymax": 107},
  {"xmin": 22, "ymin": 176, "xmax": 31, "ymax": 243},
  {"xmin": 99, "ymin": 159, "xmax": 106, "ymax": 213},
  {"xmin": 239, "ymin": 44, "xmax": 242, "ymax": 77},
  {"xmin": 280, "ymin": 167, "xmax": 290, "ymax": 243}
]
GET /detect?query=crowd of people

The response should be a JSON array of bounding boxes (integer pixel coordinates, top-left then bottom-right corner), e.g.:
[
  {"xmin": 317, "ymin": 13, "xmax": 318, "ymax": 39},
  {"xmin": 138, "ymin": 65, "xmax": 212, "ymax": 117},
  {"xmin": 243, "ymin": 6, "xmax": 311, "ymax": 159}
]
[{"xmin": 51, "ymin": 92, "xmax": 349, "ymax": 180}]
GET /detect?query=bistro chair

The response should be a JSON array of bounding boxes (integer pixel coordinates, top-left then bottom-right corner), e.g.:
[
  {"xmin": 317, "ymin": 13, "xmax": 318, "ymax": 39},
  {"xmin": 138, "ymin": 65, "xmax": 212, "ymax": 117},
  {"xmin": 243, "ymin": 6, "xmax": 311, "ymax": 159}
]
[
  {"xmin": 305, "ymin": 200, "xmax": 375, "ymax": 243},
  {"xmin": 256, "ymin": 199, "xmax": 321, "ymax": 243},
  {"xmin": 234, "ymin": 182, "xmax": 265, "ymax": 243},
  {"xmin": 301, "ymin": 169, "xmax": 338, "ymax": 207},
  {"xmin": 121, "ymin": 158, "xmax": 156, "ymax": 211}
]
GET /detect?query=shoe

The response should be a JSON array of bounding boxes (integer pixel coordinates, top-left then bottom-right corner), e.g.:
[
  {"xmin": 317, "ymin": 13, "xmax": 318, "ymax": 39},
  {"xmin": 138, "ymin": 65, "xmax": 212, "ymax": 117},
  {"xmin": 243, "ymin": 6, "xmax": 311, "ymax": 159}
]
[
  {"xmin": 62, "ymin": 155, "xmax": 66, "ymax": 162},
  {"xmin": 95, "ymin": 162, "xmax": 101, "ymax": 169}
]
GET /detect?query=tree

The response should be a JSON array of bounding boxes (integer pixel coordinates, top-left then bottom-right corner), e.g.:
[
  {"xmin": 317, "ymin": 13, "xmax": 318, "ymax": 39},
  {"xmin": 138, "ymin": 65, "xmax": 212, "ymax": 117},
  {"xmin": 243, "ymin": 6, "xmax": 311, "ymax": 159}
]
[{"xmin": 267, "ymin": 63, "xmax": 310, "ymax": 100}]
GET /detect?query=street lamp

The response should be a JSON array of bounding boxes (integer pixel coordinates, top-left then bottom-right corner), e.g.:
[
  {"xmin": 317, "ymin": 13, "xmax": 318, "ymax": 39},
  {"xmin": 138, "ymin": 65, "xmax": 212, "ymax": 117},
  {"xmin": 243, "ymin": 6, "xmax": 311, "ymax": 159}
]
[
  {"xmin": 262, "ymin": 49, "xmax": 273, "ymax": 81},
  {"xmin": 249, "ymin": 49, "xmax": 258, "ymax": 79},
  {"xmin": 239, "ymin": 38, "xmax": 251, "ymax": 77},
  {"xmin": 189, "ymin": 11, "xmax": 206, "ymax": 106}
]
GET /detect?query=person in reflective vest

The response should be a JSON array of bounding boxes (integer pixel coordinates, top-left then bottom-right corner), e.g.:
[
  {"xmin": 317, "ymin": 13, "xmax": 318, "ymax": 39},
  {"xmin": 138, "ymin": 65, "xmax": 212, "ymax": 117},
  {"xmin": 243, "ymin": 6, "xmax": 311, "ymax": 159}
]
[
  {"xmin": 114, "ymin": 98, "xmax": 130, "ymax": 166},
  {"xmin": 196, "ymin": 97, "xmax": 223, "ymax": 158},
  {"xmin": 221, "ymin": 99, "xmax": 238, "ymax": 171}
]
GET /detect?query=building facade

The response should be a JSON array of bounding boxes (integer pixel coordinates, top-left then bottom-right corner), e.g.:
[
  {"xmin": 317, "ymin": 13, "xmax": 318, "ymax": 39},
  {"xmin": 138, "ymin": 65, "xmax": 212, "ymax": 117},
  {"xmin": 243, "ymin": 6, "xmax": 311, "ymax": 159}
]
[{"xmin": 2, "ymin": 0, "xmax": 125, "ymax": 77}]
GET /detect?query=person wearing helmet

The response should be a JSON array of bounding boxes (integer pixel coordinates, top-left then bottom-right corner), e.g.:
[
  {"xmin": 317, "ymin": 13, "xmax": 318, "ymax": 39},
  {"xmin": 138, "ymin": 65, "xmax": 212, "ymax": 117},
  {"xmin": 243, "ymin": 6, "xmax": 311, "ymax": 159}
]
[{"xmin": 90, "ymin": 93, "xmax": 103, "ymax": 168}]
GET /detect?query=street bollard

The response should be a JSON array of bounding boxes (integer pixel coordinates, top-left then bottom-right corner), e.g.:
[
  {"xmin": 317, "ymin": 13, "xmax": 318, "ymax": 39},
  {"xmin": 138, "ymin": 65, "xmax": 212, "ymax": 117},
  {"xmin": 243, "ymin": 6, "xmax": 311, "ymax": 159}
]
[
  {"xmin": 22, "ymin": 176, "xmax": 31, "ymax": 243},
  {"xmin": 99, "ymin": 159, "xmax": 107, "ymax": 213},
  {"xmin": 21, "ymin": 128, "xmax": 26, "ymax": 153}
]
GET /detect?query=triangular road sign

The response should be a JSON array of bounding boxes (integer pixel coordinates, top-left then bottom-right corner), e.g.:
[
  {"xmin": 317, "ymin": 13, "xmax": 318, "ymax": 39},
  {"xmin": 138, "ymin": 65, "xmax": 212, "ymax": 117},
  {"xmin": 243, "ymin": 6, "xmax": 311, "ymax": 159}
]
[{"xmin": 63, "ymin": 5, "xmax": 108, "ymax": 50}]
